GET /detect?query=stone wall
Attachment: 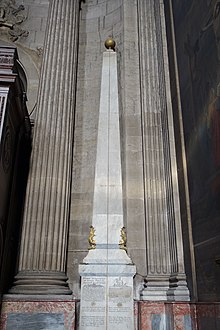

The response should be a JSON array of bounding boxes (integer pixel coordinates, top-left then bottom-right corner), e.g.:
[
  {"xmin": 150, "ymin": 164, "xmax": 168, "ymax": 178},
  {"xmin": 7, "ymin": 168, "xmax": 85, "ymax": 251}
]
[
  {"xmin": 0, "ymin": 0, "xmax": 49, "ymax": 115},
  {"xmin": 171, "ymin": 0, "xmax": 220, "ymax": 301},
  {"xmin": 0, "ymin": 0, "xmax": 195, "ymax": 303}
]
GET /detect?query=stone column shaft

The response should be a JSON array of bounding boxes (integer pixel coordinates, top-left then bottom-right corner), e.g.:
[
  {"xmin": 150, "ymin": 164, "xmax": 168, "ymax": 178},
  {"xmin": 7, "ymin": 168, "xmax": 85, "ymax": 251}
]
[
  {"xmin": 10, "ymin": 0, "xmax": 80, "ymax": 294},
  {"xmin": 138, "ymin": 0, "xmax": 189, "ymax": 301}
]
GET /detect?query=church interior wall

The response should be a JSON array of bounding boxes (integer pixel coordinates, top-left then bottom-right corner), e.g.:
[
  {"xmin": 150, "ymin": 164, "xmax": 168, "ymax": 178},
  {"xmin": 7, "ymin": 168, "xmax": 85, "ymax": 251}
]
[
  {"xmin": 1, "ymin": 0, "xmax": 220, "ymax": 328},
  {"xmin": 1, "ymin": 0, "xmax": 219, "ymax": 309},
  {"xmin": 0, "ymin": 0, "xmax": 49, "ymax": 118},
  {"xmin": 0, "ymin": 0, "xmax": 147, "ymax": 301},
  {"xmin": 0, "ymin": 0, "xmax": 49, "ymax": 294},
  {"xmin": 171, "ymin": 0, "xmax": 220, "ymax": 301},
  {"xmin": 0, "ymin": 0, "xmax": 196, "ymax": 302}
]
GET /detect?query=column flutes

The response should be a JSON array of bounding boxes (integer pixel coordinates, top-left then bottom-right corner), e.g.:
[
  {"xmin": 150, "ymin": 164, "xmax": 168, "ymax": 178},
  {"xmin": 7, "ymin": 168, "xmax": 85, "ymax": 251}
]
[
  {"xmin": 10, "ymin": 0, "xmax": 80, "ymax": 294},
  {"xmin": 138, "ymin": 0, "xmax": 190, "ymax": 300}
]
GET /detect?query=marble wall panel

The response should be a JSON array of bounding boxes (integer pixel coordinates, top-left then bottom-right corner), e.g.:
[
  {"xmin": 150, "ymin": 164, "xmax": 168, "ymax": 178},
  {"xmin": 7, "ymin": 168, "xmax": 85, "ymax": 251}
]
[
  {"xmin": 0, "ymin": 300, "xmax": 76, "ymax": 330},
  {"xmin": 138, "ymin": 302, "xmax": 220, "ymax": 330},
  {"xmin": 1, "ymin": 300, "xmax": 220, "ymax": 329}
]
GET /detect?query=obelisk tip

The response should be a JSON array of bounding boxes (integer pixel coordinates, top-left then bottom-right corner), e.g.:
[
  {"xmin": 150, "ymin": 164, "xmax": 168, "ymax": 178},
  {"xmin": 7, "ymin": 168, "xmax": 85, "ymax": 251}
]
[{"xmin": 104, "ymin": 37, "xmax": 116, "ymax": 51}]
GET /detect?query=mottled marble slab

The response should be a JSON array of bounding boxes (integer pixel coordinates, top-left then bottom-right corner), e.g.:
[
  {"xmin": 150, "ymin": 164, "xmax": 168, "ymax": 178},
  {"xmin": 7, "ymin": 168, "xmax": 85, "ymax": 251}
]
[
  {"xmin": 0, "ymin": 300, "xmax": 76, "ymax": 330},
  {"xmin": 7, "ymin": 313, "xmax": 64, "ymax": 330}
]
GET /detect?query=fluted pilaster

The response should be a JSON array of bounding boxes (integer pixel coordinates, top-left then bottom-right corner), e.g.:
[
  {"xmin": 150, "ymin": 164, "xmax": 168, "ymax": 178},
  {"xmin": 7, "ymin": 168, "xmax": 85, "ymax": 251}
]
[
  {"xmin": 10, "ymin": 0, "xmax": 80, "ymax": 295},
  {"xmin": 138, "ymin": 0, "xmax": 189, "ymax": 301}
]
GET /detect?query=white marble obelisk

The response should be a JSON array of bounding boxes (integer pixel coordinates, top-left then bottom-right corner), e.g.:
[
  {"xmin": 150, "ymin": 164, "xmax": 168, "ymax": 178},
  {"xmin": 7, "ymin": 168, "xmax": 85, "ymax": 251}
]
[{"xmin": 79, "ymin": 39, "xmax": 136, "ymax": 330}]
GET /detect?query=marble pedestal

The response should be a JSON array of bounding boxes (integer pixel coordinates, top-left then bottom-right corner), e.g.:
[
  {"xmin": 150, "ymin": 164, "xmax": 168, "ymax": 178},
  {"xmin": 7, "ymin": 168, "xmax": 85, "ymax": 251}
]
[{"xmin": 79, "ymin": 263, "xmax": 136, "ymax": 330}]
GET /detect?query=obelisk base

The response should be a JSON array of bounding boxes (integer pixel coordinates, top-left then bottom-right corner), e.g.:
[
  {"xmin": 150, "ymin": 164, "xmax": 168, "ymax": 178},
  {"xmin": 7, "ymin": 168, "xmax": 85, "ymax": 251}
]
[
  {"xmin": 79, "ymin": 263, "xmax": 136, "ymax": 330},
  {"xmin": 83, "ymin": 247, "xmax": 133, "ymax": 265}
]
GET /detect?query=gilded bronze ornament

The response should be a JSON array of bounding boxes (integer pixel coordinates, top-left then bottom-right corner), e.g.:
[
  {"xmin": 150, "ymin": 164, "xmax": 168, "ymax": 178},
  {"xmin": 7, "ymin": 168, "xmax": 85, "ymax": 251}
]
[
  {"xmin": 104, "ymin": 37, "xmax": 116, "ymax": 50},
  {"xmin": 119, "ymin": 227, "xmax": 127, "ymax": 251},
  {"xmin": 88, "ymin": 225, "xmax": 96, "ymax": 250}
]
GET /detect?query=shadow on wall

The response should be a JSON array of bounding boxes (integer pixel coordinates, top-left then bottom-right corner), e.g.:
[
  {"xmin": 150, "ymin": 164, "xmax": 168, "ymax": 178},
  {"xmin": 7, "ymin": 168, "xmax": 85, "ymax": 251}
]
[
  {"xmin": 172, "ymin": 0, "xmax": 220, "ymax": 301},
  {"xmin": 0, "ymin": 38, "xmax": 40, "ymax": 118}
]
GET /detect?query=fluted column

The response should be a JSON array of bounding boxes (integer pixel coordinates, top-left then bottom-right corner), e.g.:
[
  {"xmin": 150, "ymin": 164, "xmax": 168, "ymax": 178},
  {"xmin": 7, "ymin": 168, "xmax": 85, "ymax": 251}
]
[
  {"xmin": 10, "ymin": 0, "xmax": 80, "ymax": 295},
  {"xmin": 138, "ymin": 0, "xmax": 190, "ymax": 300}
]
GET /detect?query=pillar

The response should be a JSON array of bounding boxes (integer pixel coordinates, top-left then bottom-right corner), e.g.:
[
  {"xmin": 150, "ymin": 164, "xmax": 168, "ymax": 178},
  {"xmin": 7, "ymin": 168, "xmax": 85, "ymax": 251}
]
[
  {"xmin": 10, "ymin": 0, "xmax": 80, "ymax": 295},
  {"xmin": 138, "ymin": 0, "xmax": 190, "ymax": 301}
]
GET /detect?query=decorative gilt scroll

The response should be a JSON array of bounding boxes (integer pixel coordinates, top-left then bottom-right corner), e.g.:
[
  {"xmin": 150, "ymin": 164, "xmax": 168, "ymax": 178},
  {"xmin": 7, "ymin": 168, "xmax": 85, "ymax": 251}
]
[
  {"xmin": 88, "ymin": 225, "xmax": 96, "ymax": 250},
  {"xmin": 119, "ymin": 227, "xmax": 127, "ymax": 251}
]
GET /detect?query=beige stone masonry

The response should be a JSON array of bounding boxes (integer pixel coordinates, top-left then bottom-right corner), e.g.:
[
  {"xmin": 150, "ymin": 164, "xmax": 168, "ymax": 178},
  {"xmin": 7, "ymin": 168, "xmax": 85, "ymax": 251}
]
[{"xmin": 9, "ymin": 0, "xmax": 80, "ymax": 295}]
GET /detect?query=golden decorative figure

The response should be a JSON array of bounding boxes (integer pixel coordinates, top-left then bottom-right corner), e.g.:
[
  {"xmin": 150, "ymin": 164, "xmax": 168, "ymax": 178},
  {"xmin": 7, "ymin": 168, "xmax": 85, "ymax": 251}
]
[
  {"xmin": 104, "ymin": 37, "xmax": 116, "ymax": 51},
  {"xmin": 119, "ymin": 226, "xmax": 127, "ymax": 251},
  {"xmin": 88, "ymin": 225, "xmax": 96, "ymax": 250}
]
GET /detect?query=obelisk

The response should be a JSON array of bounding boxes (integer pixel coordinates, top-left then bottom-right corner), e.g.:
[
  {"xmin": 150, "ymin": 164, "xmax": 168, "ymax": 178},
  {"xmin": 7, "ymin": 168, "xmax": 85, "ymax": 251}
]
[{"xmin": 79, "ymin": 38, "xmax": 136, "ymax": 330}]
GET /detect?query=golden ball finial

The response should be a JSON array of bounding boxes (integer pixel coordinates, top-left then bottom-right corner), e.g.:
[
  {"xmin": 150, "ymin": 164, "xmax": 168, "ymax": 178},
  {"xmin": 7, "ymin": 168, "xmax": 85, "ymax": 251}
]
[{"xmin": 104, "ymin": 37, "xmax": 116, "ymax": 50}]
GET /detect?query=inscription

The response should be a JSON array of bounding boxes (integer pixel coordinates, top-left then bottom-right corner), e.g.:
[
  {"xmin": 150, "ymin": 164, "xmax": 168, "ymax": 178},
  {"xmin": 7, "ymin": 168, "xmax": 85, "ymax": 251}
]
[
  {"xmin": 82, "ymin": 283, "xmax": 105, "ymax": 302},
  {"xmin": 80, "ymin": 276, "xmax": 134, "ymax": 329},
  {"xmin": 81, "ymin": 316, "xmax": 105, "ymax": 327},
  {"xmin": 80, "ymin": 277, "xmax": 107, "ymax": 329},
  {"xmin": 109, "ymin": 307, "xmax": 130, "ymax": 313},
  {"xmin": 81, "ymin": 306, "xmax": 105, "ymax": 313},
  {"xmin": 109, "ymin": 316, "xmax": 131, "ymax": 325},
  {"xmin": 82, "ymin": 277, "xmax": 106, "ymax": 302},
  {"xmin": 83, "ymin": 277, "xmax": 105, "ymax": 284},
  {"xmin": 109, "ymin": 287, "xmax": 132, "ymax": 300}
]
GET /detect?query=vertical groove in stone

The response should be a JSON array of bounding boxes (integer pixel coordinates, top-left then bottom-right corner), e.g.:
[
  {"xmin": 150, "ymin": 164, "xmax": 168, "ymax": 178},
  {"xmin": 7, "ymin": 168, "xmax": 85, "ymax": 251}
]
[
  {"xmin": 138, "ymin": 0, "xmax": 170, "ymax": 277},
  {"xmin": 138, "ymin": 0, "xmax": 189, "ymax": 300},
  {"xmin": 17, "ymin": 0, "xmax": 80, "ymax": 275},
  {"xmin": 39, "ymin": 0, "xmax": 65, "ymax": 271},
  {"xmin": 154, "ymin": 0, "xmax": 178, "ymax": 275},
  {"xmin": 20, "ymin": 0, "xmax": 62, "ymax": 271},
  {"xmin": 44, "ymin": 0, "xmax": 72, "ymax": 271},
  {"xmin": 156, "ymin": 0, "xmax": 181, "ymax": 275}
]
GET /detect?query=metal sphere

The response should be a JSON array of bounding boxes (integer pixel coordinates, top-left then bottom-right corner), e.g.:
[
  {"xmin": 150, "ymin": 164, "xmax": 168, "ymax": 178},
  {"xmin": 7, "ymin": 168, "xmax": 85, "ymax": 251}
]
[{"xmin": 104, "ymin": 37, "xmax": 116, "ymax": 50}]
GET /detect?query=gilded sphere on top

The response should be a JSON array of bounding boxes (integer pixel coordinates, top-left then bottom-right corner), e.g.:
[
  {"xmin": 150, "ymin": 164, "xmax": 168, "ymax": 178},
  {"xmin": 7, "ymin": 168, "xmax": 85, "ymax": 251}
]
[{"xmin": 104, "ymin": 37, "xmax": 116, "ymax": 50}]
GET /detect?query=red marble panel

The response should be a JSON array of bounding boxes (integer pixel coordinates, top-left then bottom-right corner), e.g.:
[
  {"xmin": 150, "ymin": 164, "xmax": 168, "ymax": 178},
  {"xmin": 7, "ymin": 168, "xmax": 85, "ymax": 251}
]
[
  {"xmin": 139, "ymin": 301, "xmax": 166, "ymax": 330},
  {"xmin": 170, "ymin": 302, "xmax": 191, "ymax": 330},
  {"xmin": 1, "ymin": 300, "xmax": 220, "ymax": 329},
  {"xmin": 196, "ymin": 303, "xmax": 216, "ymax": 318},
  {"xmin": 0, "ymin": 300, "xmax": 76, "ymax": 330},
  {"xmin": 138, "ymin": 302, "xmax": 197, "ymax": 330},
  {"xmin": 134, "ymin": 301, "xmax": 139, "ymax": 330},
  {"xmin": 171, "ymin": 302, "xmax": 191, "ymax": 315},
  {"xmin": 189, "ymin": 303, "xmax": 197, "ymax": 329}
]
